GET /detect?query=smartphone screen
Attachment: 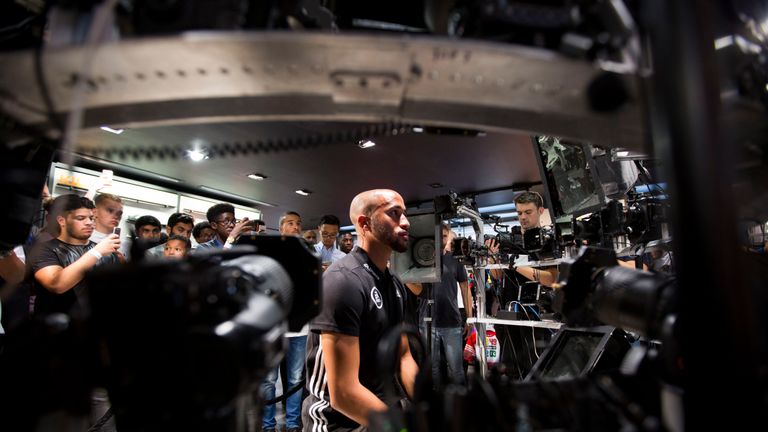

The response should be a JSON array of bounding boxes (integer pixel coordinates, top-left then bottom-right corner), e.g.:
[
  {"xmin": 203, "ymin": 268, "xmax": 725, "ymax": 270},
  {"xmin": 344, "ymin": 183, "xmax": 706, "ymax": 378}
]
[{"xmin": 113, "ymin": 227, "xmax": 121, "ymax": 236}]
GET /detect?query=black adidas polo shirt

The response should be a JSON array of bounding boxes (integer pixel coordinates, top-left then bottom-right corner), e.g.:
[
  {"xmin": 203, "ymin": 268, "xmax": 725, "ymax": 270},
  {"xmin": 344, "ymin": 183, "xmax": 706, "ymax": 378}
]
[{"xmin": 302, "ymin": 246, "xmax": 410, "ymax": 431}]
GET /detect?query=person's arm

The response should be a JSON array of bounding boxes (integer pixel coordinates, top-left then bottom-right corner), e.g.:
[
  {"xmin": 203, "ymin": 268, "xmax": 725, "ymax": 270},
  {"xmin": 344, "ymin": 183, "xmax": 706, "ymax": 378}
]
[
  {"xmin": 0, "ymin": 250, "xmax": 25, "ymax": 284},
  {"xmin": 34, "ymin": 235, "xmax": 120, "ymax": 294},
  {"xmin": 405, "ymin": 282, "xmax": 423, "ymax": 296},
  {"xmin": 484, "ymin": 238, "xmax": 504, "ymax": 280},
  {"xmin": 321, "ymin": 332, "xmax": 388, "ymax": 426},
  {"xmin": 515, "ymin": 266, "xmax": 558, "ymax": 287},
  {"xmin": 399, "ymin": 334, "xmax": 418, "ymax": 399},
  {"xmin": 460, "ymin": 281, "xmax": 472, "ymax": 318},
  {"xmin": 616, "ymin": 259, "xmax": 649, "ymax": 271},
  {"xmin": 223, "ymin": 218, "xmax": 252, "ymax": 249}
]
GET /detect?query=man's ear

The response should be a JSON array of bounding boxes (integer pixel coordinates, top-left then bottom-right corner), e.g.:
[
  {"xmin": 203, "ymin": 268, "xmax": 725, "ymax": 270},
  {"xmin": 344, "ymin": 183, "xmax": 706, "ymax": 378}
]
[
  {"xmin": 537, "ymin": 206, "xmax": 545, "ymax": 215},
  {"xmin": 56, "ymin": 215, "xmax": 66, "ymax": 230},
  {"xmin": 166, "ymin": 225, "xmax": 172, "ymax": 235},
  {"xmin": 356, "ymin": 215, "xmax": 368, "ymax": 231}
]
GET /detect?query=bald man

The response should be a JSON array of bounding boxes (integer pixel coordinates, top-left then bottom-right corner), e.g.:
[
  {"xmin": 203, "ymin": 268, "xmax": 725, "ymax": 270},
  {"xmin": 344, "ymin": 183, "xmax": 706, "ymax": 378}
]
[{"xmin": 302, "ymin": 189, "xmax": 419, "ymax": 431}]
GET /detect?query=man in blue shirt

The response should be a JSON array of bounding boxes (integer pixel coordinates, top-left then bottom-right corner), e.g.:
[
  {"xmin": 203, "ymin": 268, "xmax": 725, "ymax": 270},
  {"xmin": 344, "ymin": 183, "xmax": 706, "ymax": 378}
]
[{"xmin": 196, "ymin": 203, "xmax": 253, "ymax": 250}]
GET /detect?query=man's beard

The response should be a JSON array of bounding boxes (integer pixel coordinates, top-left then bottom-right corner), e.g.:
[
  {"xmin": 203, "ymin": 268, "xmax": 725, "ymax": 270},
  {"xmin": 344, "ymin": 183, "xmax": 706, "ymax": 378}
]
[
  {"xmin": 371, "ymin": 217, "xmax": 408, "ymax": 253},
  {"xmin": 67, "ymin": 224, "xmax": 90, "ymax": 241}
]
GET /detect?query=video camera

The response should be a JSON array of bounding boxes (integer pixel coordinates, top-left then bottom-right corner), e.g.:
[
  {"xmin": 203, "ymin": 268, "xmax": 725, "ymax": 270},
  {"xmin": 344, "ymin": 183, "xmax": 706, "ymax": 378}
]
[
  {"xmin": 436, "ymin": 192, "xmax": 561, "ymax": 265},
  {"xmin": 573, "ymin": 193, "xmax": 670, "ymax": 249},
  {"xmin": 0, "ymin": 236, "xmax": 319, "ymax": 431}
]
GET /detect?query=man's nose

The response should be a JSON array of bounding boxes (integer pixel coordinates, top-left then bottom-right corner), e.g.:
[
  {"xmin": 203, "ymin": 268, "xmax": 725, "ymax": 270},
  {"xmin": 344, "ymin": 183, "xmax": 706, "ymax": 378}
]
[{"xmin": 400, "ymin": 215, "xmax": 410, "ymax": 229}]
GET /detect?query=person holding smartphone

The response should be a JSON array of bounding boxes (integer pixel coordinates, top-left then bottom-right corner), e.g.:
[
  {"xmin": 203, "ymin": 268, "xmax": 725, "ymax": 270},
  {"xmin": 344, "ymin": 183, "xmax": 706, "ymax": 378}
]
[
  {"xmin": 89, "ymin": 193, "xmax": 128, "ymax": 257},
  {"xmin": 196, "ymin": 203, "xmax": 253, "ymax": 250},
  {"xmin": 28, "ymin": 195, "xmax": 122, "ymax": 317},
  {"xmin": 314, "ymin": 214, "xmax": 346, "ymax": 271}
]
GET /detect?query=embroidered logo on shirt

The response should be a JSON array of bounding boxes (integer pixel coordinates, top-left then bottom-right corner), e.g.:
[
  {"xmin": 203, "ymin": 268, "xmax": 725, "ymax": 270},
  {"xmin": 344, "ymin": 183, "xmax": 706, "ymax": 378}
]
[{"xmin": 371, "ymin": 286, "xmax": 383, "ymax": 309}]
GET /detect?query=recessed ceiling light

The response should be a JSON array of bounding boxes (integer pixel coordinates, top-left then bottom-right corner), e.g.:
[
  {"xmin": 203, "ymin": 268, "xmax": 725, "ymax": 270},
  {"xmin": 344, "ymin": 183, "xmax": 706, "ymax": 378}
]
[
  {"xmin": 429, "ymin": 182, "xmax": 444, "ymax": 188},
  {"xmin": 295, "ymin": 189, "xmax": 311, "ymax": 196},
  {"xmin": 358, "ymin": 140, "xmax": 376, "ymax": 149},
  {"xmin": 412, "ymin": 126, "xmax": 424, "ymax": 133},
  {"xmin": 187, "ymin": 149, "xmax": 208, "ymax": 162},
  {"xmin": 100, "ymin": 126, "xmax": 124, "ymax": 135},
  {"xmin": 248, "ymin": 173, "xmax": 267, "ymax": 180}
]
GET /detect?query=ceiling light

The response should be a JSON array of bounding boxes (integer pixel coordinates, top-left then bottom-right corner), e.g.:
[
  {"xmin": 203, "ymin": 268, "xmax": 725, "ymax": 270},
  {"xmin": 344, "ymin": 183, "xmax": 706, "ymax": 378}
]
[
  {"xmin": 429, "ymin": 182, "xmax": 444, "ymax": 188},
  {"xmin": 248, "ymin": 173, "xmax": 267, "ymax": 180},
  {"xmin": 295, "ymin": 189, "xmax": 311, "ymax": 196},
  {"xmin": 358, "ymin": 140, "xmax": 376, "ymax": 149},
  {"xmin": 187, "ymin": 149, "xmax": 208, "ymax": 162},
  {"xmin": 412, "ymin": 126, "xmax": 424, "ymax": 133},
  {"xmin": 100, "ymin": 126, "xmax": 124, "ymax": 135}
]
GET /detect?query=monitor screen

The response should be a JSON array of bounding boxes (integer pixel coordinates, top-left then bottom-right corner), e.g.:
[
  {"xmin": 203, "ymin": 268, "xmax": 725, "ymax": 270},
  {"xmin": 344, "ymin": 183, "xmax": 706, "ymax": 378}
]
[
  {"xmin": 535, "ymin": 136, "xmax": 605, "ymax": 217},
  {"xmin": 539, "ymin": 331, "xmax": 605, "ymax": 380}
]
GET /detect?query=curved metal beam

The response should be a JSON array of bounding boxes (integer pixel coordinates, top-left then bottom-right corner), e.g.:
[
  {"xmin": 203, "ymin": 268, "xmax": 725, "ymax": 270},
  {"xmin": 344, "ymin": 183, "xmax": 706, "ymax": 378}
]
[{"xmin": 0, "ymin": 32, "xmax": 645, "ymax": 150}]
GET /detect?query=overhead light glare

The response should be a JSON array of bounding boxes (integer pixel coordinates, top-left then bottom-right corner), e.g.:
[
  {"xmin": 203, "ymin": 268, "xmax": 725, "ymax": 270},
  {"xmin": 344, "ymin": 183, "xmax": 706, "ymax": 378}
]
[
  {"xmin": 248, "ymin": 173, "xmax": 267, "ymax": 180},
  {"xmin": 100, "ymin": 126, "xmax": 124, "ymax": 135},
  {"xmin": 358, "ymin": 140, "xmax": 376, "ymax": 149},
  {"xmin": 187, "ymin": 149, "xmax": 208, "ymax": 162},
  {"xmin": 412, "ymin": 126, "xmax": 424, "ymax": 133},
  {"xmin": 295, "ymin": 189, "xmax": 311, "ymax": 196}
]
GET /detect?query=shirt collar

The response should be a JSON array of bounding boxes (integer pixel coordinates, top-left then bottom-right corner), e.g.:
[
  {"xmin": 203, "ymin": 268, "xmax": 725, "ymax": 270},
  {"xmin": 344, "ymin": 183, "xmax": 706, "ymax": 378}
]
[{"xmin": 350, "ymin": 246, "xmax": 389, "ymax": 281}]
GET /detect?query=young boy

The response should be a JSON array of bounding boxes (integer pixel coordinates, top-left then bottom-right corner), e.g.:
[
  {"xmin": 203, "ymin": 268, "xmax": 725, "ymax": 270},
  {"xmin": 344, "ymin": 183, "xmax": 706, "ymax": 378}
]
[{"xmin": 162, "ymin": 235, "xmax": 191, "ymax": 259}]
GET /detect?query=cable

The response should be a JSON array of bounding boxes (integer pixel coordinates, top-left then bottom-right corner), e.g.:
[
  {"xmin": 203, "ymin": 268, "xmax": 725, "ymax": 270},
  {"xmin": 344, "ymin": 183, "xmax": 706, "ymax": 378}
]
[
  {"xmin": 0, "ymin": 15, "xmax": 37, "ymax": 35},
  {"xmin": 261, "ymin": 378, "xmax": 305, "ymax": 406},
  {"xmin": 634, "ymin": 160, "xmax": 668, "ymax": 197},
  {"xmin": 512, "ymin": 301, "xmax": 539, "ymax": 359},
  {"xmin": 502, "ymin": 330, "xmax": 525, "ymax": 379},
  {"xmin": 58, "ymin": 0, "xmax": 120, "ymax": 169},
  {"xmin": 86, "ymin": 407, "xmax": 114, "ymax": 432}
]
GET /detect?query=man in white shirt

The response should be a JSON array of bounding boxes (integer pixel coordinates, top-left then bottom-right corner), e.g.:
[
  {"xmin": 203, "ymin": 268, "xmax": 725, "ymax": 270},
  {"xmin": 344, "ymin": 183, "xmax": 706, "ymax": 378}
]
[
  {"xmin": 260, "ymin": 211, "xmax": 307, "ymax": 432},
  {"xmin": 314, "ymin": 214, "xmax": 345, "ymax": 270},
  {"xmin": 89, "ymin": 193, "xmax": 127, "ymax": 258}
]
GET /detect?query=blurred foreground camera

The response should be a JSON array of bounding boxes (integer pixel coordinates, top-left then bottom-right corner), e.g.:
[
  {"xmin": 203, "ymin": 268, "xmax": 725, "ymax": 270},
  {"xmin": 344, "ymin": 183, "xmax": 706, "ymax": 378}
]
[
  {"xmin": 554, "ymin": 246, "xmax": 675, "ymax": 339},
  {"xmin": 85, "ymin": 236, "xmax": 320, "ymax": 430}
]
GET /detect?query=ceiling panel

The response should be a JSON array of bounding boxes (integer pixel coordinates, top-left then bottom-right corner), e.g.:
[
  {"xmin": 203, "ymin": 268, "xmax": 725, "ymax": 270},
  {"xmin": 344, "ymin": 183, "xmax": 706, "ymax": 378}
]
[{"xmin": 74, "ymin": 121, "xmax": 541, "ymax": 227}]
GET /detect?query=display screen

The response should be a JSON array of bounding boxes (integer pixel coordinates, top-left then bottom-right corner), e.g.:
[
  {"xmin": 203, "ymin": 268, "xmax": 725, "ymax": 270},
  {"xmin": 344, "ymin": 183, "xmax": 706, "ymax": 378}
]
[
  {"xmin": 539, "ymin": 331, "xmax": 604, "ymax": 380},
  {"xmin": 536, "ymin": 136, "xmax": 603, "ymax": 217}
]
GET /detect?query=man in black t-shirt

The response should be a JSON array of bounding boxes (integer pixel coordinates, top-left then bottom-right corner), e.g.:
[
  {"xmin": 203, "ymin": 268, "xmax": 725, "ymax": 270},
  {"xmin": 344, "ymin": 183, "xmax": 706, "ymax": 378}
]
[
  {"xmin": 487, "ymin": 191, "xmax": 559, "ymax": 292},
  {"xmin": 302, "ymin": 189, "xmax": 418, "ymax": 431},
  {"xmin": 28, "ymin": 194, "xmax": 121, "ymax": 316},
  {"xmin": 420, "ymin": 224, "xmax": 470, "ymax": 387}
]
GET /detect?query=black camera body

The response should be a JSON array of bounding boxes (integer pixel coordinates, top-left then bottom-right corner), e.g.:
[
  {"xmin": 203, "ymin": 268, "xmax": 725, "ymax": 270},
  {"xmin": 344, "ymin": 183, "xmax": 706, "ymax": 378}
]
[{"xmin": 573, "ymin": 196, "xmax": 670, "ymax": 248}]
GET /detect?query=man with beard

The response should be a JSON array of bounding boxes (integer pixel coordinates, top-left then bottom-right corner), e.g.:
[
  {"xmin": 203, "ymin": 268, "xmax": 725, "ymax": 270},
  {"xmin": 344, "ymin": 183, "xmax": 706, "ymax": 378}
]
[
  {"xmin": 29, "ymin": 194, "xmax": 122, "ymax": 316},
  {"xmin": 196, "ymin": 203, "xmax": 253, "ymax": 250},
  {"xmin": 337, "ymin": 232, "xmax": 354, "ymax": 254},
  {"xmin": 487, "ymin": 191, "xmax": 558, "ymax": 289},
  {"xmin": 302, "ymin": 189, "xmax": 419, "ymax": 431}
]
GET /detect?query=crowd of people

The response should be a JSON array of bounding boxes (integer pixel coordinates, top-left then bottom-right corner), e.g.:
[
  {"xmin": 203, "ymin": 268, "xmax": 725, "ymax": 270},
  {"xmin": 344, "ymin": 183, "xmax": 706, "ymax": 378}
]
[{"xmin": 0, "ymin": 187, "xmax": 566, "ymax": 432}]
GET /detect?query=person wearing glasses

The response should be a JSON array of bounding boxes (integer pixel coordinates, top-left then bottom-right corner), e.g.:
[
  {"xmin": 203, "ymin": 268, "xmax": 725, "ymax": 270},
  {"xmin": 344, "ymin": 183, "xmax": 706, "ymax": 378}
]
[
  {"xmin": 196, "ymin": 203, "xmax": 253, "ymax": 250},
  {"xmin": 314, "ymin": 214, "xmax": 346, "ymax": 271}
]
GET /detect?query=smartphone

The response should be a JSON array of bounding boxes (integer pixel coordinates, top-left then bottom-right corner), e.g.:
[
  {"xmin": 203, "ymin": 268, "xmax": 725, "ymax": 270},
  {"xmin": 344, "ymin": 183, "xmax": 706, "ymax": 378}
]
[{"xmin": 113, "ymin": 227, "xmax": 121, "ymax": 236}]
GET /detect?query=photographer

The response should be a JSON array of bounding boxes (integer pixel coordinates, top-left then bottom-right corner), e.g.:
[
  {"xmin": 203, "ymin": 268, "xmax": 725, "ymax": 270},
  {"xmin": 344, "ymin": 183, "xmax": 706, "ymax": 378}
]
[{"xmin": 487, "ymin": 192, "xmax": 559, "ymax": 309}]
